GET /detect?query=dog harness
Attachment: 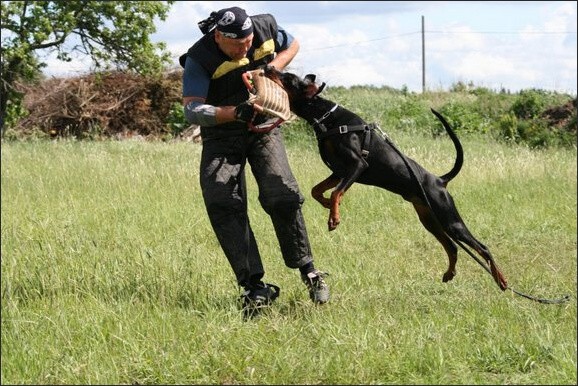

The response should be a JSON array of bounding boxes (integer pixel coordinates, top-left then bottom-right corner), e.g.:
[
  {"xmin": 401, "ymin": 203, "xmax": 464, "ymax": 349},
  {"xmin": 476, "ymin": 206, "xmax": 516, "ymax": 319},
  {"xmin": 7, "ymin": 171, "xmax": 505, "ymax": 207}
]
[{"xmin": 313, "ymin": 104, "xmax": 376, "ymax": 158}]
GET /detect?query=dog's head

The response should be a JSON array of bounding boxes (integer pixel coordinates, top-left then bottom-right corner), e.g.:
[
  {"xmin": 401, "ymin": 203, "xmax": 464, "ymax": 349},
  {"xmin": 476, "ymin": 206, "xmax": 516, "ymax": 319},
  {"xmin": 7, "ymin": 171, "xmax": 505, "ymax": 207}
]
[{"xmin": 262, "ymin": 65, "xmax": 326, "ymax": 107}]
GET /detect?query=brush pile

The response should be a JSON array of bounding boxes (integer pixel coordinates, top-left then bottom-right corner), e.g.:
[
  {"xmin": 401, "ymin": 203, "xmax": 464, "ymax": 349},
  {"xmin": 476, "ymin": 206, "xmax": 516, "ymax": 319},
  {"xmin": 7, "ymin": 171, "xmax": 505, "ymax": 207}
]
[{"xmin": 13, "ymin": 70, "xmax": 193, "ymax": 140}]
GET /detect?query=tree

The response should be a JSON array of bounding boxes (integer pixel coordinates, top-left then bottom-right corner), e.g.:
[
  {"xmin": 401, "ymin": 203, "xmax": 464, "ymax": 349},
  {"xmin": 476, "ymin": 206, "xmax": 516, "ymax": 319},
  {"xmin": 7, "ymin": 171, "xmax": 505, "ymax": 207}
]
[{"xmin": 0, "ymin": 0, "xmax": 175, "ymax": 131}]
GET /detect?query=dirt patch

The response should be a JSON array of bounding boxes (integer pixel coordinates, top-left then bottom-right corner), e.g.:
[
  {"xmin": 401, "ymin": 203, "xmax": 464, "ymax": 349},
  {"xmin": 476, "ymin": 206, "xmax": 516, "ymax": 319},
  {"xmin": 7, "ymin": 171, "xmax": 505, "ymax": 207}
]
[{"xmin": 541, "ymin": 97, "xmax": 577, "ymax": 134}]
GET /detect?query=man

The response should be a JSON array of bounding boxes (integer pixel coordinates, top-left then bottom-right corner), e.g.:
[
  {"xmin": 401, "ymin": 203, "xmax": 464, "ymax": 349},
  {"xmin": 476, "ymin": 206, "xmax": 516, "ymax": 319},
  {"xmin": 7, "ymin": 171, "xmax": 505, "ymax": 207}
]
[{"xmin": 179, "ymin": 7, "xmax": 329, "ymax": 317}]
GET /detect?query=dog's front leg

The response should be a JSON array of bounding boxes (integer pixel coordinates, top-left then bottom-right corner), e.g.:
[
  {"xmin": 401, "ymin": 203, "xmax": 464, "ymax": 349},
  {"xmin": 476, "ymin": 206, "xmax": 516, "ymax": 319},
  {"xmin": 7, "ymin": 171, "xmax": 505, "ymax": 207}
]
[
  {"xmin": 327, "ymin": 164, "xmax": 367, "ymax": 231},
  {"xmin": 311, "ymin": 175, "xmax": 339, "ymax": 209},
  {"xmin": 311, "ymin": 175, "xmax": 346, "ymax": 231},
  {"xmin": 328, "ymin": 189, "xmax": 345, "ymax": 231}
]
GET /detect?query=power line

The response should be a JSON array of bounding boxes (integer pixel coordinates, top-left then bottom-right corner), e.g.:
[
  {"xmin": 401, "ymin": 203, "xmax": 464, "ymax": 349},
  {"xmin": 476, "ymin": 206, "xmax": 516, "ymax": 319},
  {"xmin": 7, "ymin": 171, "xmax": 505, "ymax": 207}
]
[
  {"xmin": 302, "ymin": 31, "xmax": 421, "ymax": 52},
  {"xmin": 427, "ymin": 30, "xmax": 577, "ymax": 35},
  {"xmin": 303, "ymin": 29, "xmax": 577, "ymax": 52}
]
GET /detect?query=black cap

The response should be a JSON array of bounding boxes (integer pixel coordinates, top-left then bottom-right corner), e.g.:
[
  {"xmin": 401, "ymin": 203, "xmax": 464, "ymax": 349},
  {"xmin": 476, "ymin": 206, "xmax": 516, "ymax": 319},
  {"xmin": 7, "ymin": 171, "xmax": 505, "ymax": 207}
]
[{"xmin": 215, "ymin": 7, "xmax": 253, "ymax": 39}]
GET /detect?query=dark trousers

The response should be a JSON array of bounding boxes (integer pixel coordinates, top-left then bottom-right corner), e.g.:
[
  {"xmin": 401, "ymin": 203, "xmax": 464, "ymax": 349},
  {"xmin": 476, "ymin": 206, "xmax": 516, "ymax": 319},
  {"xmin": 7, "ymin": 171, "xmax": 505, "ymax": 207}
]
[{"xmin": 199, "ymin": 128, "xmax": 313, "ymax": 288}]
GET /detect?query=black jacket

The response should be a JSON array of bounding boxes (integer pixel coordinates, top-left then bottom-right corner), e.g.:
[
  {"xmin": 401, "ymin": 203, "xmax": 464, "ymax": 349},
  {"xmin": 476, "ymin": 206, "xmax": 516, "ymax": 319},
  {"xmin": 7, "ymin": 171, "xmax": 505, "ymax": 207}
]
[{"xmin": 180, "ymin": 14, "xmax": 279, "ymax": 137}]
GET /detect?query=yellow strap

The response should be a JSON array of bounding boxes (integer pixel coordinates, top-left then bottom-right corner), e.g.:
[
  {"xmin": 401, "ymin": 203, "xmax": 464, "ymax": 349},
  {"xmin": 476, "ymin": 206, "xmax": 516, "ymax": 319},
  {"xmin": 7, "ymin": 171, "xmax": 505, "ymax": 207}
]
[
  {"xmin": 253, "ymin": 39, "xmax": 275, "ymax": 61},
  {"xmin": 212, "ymin": 39, "xmax": 275, "ymax": 79},
  {"xmin": 213, "ymin": 58, "xmax": 250, "ymax": 79}
]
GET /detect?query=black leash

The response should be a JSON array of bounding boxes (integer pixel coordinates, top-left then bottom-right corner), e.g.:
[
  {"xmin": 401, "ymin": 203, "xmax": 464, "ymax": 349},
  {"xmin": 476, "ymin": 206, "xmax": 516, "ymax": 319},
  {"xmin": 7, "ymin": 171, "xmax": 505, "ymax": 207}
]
[
  {"xmin": 453, "ymin": 238, "xmax": 570, "ymax": 304},
  {"xmin": 375, "ymin": 120, "xmax": 570, "ymax": 305}
]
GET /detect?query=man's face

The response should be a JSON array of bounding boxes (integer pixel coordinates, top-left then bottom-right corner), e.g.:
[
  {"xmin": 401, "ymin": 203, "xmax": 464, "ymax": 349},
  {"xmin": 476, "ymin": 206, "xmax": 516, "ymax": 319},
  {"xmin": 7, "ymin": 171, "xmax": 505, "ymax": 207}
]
[{"xmin": 215, "ymin": 30, "xmax": 254, "ymax": 61}]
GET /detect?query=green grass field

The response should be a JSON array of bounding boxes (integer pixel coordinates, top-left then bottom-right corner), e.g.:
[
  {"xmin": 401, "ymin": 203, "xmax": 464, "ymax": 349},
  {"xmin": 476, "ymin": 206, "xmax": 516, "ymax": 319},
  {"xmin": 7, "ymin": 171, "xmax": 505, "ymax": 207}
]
[{"xmin": 2, "ymin": 131, "xmax": 576, "ymax": 384}]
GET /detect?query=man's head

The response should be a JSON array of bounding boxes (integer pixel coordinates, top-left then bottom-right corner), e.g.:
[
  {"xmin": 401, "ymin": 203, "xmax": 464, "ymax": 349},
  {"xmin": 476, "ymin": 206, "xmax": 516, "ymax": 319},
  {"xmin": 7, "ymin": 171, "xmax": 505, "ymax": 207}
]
[
  {"xmin": 215, "ymin": 7, "xmax": 253, "ymax": 38},
  {"xmin": 214, "ymin": 7, "xmax": 254, "ymax": 60}
]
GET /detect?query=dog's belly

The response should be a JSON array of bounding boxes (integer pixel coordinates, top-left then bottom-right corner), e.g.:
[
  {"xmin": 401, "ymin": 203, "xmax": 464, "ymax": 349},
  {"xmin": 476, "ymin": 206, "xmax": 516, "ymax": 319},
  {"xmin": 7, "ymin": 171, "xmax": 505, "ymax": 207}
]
[
  {"xmin": 356, "ymin": 168, "xmax": 411, "ymax": 197},
  {"xmin": 357, "ymin": 165, "xmax": 445, "ymax": 204}
]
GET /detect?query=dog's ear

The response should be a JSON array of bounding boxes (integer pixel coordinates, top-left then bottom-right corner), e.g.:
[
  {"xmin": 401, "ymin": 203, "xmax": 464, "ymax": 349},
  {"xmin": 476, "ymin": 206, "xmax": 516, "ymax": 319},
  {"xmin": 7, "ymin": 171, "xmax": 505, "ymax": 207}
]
[
  {"xmin": 303, "ymin": 74, "xmax": 326, "ymax": 98},
  {"xmin": 304, "ymin": 82, "xmax": 326, "ymax": 98},
  {"xmin": 304, "ymin": 74, "xmax": 316, "ymax": 83},
  {"xmin": 305, "ymin": 83, "xmax": 317, "ymax": 98},
  {"xmin": 305, "ymin": 82, "xmax": 327, "ymax": 98}
]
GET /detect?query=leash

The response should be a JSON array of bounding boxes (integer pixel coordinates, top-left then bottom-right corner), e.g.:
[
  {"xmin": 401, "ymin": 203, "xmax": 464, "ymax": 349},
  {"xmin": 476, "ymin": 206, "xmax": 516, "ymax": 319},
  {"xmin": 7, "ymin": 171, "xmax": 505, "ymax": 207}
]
[
  {"xmin": 374, "ymin": 121, "xmax": 570, "ymax": 305},
  {"xmin": 453, "ymin": 238, "xmax": 570, "ymax": 304}
]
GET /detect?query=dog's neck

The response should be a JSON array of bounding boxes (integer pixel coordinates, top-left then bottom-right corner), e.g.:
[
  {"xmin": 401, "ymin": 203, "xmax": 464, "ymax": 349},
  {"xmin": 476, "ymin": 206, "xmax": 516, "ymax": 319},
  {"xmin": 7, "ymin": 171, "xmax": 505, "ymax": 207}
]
[{"xmin": 293, "ymin": 96, "xmax": 365, "ymax": 133}]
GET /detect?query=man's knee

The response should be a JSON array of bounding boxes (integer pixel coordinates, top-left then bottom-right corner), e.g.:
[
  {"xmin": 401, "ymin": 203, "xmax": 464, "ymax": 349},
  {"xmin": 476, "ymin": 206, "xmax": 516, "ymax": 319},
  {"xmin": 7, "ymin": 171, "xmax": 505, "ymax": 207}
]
[{"xmin": 260, "ymin": 191, "xmax": 304, "ymax": 214}]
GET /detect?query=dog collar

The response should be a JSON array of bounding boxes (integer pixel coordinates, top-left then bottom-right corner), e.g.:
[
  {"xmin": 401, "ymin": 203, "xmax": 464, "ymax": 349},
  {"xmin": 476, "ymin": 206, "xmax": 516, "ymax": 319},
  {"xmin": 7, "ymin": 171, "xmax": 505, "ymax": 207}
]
[{"xmin": 313, "ymin": 103, "xmax": 338, "ymax": 126}]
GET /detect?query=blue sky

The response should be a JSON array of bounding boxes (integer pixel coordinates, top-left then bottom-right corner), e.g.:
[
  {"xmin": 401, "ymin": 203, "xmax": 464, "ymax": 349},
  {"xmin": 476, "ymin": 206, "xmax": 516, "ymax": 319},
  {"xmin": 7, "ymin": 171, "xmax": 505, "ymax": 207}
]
[{"xmin": 43, "ymin": 1, "xmax": 577, "ymax": 95}]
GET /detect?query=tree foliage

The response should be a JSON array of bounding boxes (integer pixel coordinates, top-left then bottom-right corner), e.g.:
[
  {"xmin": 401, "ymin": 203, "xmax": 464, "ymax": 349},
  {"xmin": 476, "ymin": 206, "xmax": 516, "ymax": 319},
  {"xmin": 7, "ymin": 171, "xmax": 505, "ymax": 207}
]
[{"xmin": 0, "ymin": 0, "xmax": 175, "ymax": 130}]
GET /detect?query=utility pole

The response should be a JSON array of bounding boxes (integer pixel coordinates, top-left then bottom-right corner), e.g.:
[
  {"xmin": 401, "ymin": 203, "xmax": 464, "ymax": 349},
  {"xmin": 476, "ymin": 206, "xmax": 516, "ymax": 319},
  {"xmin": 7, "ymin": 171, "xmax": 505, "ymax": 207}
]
[{"xmin": 421, "ymin": 15, "xmax": 425, "ymax": 93}]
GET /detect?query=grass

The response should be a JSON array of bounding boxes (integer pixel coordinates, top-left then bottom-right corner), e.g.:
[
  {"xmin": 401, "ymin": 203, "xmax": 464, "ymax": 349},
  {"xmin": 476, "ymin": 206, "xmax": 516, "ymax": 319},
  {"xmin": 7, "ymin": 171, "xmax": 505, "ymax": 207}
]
[{"xmin": 1, "ymin": 131, "xmax": 576, "ymax": 384}]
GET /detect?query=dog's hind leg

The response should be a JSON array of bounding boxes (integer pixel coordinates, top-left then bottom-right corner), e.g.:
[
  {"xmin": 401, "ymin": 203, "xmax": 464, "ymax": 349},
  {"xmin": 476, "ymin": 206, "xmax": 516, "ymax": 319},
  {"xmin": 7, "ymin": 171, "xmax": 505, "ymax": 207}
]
[
  {"xmin": 420, "ymin": 184, "xmax": 509, "ymax": 291},
  {"xmin": 446, "ymin": 223, "xmax": 509, "ymax": 291},
  {"xmin": 412, "ymin": 202, "xmax": 458, "ymax": 283},
  {"xmin": 311, "ymin": 175, "xmax": 339, "ymax": 209},
  {"xmin": 432, "ymin": 194, "xmax": 508, "ymax": 290}
]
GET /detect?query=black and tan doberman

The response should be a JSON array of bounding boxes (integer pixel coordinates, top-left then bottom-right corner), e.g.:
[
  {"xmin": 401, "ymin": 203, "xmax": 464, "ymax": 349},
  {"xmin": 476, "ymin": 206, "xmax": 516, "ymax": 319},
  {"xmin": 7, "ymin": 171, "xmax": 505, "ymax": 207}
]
[{"xmin": 263, "ymin": 65, "xmax": 508, "ymax": 291}]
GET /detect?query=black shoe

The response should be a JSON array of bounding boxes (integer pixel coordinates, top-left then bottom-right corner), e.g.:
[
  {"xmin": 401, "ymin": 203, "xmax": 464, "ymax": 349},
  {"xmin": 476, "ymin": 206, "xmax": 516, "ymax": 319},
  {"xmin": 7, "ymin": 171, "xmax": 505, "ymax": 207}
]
[
  {"xmin": 240, "ymin": 282, "xmax": 280, "ymax": 319},
  {"xmin": 301, "ymin": 270, "xmax": 330, "ymax": 304}
]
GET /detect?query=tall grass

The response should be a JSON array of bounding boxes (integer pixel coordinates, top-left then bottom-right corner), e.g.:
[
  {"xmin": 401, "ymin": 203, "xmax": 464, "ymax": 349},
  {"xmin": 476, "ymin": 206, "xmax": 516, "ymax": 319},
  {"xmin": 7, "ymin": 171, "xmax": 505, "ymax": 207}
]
[{"xmin": 1, "ymin": 133, "xmax": 576, "ymax": 384}]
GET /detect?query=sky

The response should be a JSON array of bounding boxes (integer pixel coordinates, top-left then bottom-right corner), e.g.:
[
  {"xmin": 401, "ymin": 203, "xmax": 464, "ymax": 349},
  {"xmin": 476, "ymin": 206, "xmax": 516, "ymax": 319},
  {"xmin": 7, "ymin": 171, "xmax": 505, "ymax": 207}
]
[{"xmin": 41, "ymin": 1, "xmax": 578, "ymax": 95}]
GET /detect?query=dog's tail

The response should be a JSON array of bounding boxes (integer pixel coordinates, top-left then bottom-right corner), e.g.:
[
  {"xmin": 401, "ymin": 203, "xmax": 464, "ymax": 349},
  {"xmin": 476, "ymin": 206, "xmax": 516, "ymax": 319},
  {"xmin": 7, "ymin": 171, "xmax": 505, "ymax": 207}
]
[{"xmin": 431, "ymin": 109, "xmax": 464, "ymax": 186}]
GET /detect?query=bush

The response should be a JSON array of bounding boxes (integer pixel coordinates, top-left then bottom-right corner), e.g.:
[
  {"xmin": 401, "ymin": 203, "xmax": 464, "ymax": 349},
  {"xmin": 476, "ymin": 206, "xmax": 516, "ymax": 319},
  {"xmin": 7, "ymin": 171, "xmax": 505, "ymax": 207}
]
[
  {"xmin": 511, "ymin": 89, "xmax": 548, "ymax": 119},
  {"xmin": 4, "ymin": 72, "xmax": 576, "ymax": 149}
]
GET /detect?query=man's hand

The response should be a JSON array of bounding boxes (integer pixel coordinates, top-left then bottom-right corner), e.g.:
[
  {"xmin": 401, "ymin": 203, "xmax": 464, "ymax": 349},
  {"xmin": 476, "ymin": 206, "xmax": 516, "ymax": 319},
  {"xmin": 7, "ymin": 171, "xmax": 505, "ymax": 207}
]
[
  {"xmin": 234, "ymin": 102, "xmax": 255, "ymax": 122},
  {"xmin": 252, "ymin": 113, "xmax": 270, "ymax": 126}
]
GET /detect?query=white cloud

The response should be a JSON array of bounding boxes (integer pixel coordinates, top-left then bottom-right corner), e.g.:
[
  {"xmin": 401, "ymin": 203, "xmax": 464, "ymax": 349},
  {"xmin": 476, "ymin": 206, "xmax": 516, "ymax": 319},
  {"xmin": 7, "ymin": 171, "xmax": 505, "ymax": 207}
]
[{"xmin": 39, "ymin": 1, "xmax": 577, "ymax": 94}]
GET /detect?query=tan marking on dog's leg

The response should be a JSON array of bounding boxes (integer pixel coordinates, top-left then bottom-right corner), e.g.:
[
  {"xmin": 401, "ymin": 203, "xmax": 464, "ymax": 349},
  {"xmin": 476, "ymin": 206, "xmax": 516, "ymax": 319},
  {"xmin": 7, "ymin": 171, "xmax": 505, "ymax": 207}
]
[
  {"xmin": 489, "ymin": 261, "xmax": 508, "ymax": 291},
  {"xmin": 328, "ymin": 190, "xmax": 344, "ymax": 231},
  {"xmin": 312, "ymin": 176, "xmax": 339, "ymax": 209}
]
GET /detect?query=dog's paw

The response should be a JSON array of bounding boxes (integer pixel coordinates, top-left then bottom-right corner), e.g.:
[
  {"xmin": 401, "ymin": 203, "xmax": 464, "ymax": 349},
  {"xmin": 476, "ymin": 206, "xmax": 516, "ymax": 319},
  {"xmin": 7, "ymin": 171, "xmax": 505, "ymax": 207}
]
[
  {"xmin": 442, "ymin": 270, "xmax": 455, "ymax": 282},
  {"xmin": 328, "ymin": 217, "xmax": 340, "ymax": 231}
]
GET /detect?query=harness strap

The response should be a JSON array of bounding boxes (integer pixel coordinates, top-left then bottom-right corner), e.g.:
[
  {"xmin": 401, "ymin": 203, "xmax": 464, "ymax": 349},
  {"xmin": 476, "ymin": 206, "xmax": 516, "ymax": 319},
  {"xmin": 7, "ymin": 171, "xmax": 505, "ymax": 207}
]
[{"xmin": 316, "ymin": 123, "xmax": 376, "ymax": 158}]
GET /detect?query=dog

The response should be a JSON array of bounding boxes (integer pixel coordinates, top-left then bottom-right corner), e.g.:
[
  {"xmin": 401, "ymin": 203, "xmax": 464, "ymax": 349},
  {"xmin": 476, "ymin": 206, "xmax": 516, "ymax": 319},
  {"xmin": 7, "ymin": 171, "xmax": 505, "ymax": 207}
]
[{"xmin": 263, "ymin": 65, "xmax": 508, "ymax": 292}]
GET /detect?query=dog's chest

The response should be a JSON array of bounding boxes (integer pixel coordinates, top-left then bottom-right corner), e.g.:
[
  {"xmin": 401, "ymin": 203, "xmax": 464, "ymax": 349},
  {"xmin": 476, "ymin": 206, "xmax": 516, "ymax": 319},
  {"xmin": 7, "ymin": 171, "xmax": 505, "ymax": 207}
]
[{"xmin": 318, "ymin": 133, "xmax": 366, "ymax": 174}]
